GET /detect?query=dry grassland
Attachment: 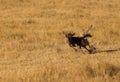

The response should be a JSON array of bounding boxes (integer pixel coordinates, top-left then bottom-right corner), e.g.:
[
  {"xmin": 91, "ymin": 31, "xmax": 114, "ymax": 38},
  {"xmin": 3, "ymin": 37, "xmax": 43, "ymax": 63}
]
[{"xmin": 0, "ymin": 0, "xmax": 120, "ymax": 82}]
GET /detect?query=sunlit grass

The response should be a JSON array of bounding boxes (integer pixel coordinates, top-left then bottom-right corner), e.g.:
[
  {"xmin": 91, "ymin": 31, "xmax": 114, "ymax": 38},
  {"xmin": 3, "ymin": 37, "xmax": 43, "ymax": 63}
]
[{"xmin": 0, "ymin": 0, "xmax": 120, "ymax": 82}]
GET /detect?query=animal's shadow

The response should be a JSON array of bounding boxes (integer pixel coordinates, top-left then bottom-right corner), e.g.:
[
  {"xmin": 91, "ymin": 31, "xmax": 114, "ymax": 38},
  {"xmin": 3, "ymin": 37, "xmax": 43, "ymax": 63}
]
[{"xmin": 93, "ymin": 48, "xmax": 120, "ymax": 54}]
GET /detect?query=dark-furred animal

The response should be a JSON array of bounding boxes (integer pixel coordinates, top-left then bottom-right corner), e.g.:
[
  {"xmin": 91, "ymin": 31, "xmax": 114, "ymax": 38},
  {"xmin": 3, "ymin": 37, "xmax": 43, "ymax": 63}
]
[{"xmin": 64, "ymin": 32, "xmax": 92, "ymax": 53}]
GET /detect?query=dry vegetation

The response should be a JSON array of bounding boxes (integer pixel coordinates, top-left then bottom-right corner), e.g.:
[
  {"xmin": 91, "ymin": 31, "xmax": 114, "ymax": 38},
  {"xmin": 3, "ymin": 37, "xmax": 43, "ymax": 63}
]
[{"xmin": 0, "ymin": 0, "xmax": 120, "ymax": 82}]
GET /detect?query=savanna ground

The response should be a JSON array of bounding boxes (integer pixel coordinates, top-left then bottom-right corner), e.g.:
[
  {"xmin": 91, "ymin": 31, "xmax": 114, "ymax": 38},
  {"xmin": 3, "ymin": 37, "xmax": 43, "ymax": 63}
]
[{"xmin": 0, "ymin": 0, "xmax": 120, "ymax": 82}]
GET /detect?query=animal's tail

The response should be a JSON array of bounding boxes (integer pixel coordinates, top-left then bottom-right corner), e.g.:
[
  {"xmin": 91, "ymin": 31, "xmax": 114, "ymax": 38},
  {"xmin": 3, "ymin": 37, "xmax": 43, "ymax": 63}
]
[{"xmin": 83, "ymin": 34, "xmax": 92, "ymax": 38}]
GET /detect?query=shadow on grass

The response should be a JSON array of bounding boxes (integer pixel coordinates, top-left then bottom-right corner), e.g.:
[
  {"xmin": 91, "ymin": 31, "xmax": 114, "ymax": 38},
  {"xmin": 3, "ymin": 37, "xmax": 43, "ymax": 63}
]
[{"xmin": 94, "ymin": 48, "xmax": 120, "ymax": 54}]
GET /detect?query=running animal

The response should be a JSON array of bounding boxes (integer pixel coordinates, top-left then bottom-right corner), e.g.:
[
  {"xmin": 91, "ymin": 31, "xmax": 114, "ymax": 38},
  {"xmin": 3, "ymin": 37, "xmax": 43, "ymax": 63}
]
[{"xmin": 64, "ymin": 32, "xmax": 92, "ymax": 53}]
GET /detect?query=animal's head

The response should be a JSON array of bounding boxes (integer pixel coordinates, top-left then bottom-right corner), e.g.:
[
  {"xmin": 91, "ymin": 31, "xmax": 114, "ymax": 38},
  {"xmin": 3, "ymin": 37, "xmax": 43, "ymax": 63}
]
[{"xmin": 63, "ymin": 32, "xmax": 75, "ymax": 38}]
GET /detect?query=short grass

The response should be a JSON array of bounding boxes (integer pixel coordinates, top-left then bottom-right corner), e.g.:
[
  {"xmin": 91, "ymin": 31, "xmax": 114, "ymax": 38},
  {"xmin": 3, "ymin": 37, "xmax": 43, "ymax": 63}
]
[{"xmin": 0, "ymin": 0, "xmax": 120, "ymax": 82}]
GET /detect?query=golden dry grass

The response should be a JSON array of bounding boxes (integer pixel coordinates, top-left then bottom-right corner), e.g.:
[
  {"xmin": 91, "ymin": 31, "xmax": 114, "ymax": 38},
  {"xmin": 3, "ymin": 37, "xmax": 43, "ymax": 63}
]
[{"xmin": 0, "ymin": 0, "xmax": 120, "ymax": 82}]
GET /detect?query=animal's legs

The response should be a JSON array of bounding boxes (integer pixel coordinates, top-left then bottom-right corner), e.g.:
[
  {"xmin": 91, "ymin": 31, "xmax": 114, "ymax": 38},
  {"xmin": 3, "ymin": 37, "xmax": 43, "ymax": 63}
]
[
  {"xmin": 73, "ymin": 47, "xmax": 78, "ymax": 51},
  {"xmin": 83, "ymin": 46, "xmax": 91, "ymax": 53},
  {"xmin": 79, "ymin": 46, "xmax": 85, "ymax": 54}
]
